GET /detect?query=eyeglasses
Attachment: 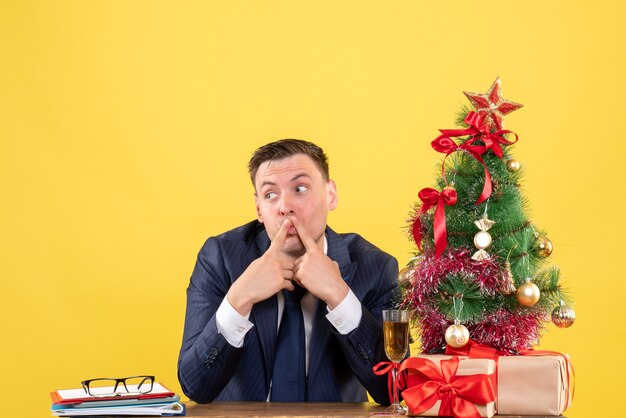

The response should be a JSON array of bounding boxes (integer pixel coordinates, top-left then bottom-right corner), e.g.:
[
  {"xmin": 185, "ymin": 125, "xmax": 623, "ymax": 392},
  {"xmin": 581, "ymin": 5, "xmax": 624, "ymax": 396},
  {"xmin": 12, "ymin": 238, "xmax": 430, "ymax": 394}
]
[{"xmin": 81, "ymin": 375, "xmax": 155, "ymax": 397}]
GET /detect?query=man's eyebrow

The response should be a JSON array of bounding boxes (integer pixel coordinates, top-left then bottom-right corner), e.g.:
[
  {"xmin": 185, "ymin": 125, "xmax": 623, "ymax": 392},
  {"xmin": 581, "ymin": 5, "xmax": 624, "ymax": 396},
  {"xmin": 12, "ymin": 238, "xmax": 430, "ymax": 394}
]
[
  {"xmin": 291, "ymin": 173, "xmax": 311, "ymax": 182},
  {"xmin": 259, "ymin": 173, "xmax": 311, "ymax": 189}
]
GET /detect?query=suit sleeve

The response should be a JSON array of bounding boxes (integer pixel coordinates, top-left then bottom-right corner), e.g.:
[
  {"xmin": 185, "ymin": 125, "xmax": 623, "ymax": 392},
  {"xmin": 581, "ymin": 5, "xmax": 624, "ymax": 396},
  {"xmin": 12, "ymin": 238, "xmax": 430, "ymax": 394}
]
[
  {"xmin": 177, "ymin": 238, "xmax": 246, "ymax": 403},
  {"xmin": 333, "ymin": 254, "xmax": 400, "ymax": 406}
]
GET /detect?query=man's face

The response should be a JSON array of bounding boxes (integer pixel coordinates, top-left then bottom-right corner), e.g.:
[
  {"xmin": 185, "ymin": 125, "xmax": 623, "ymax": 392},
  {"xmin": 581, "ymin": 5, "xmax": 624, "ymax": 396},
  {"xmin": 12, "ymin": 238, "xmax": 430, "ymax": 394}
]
[{"xmin": 254, "ymin": 154, "xmax": 338, "ymax": 258}]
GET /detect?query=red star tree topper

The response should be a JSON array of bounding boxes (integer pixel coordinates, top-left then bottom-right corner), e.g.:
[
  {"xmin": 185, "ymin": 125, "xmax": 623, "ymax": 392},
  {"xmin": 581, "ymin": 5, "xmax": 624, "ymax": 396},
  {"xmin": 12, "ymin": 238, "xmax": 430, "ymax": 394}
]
[{"xmin": 463, "ymin": 77, "xmax": 523, "ymax": 131}]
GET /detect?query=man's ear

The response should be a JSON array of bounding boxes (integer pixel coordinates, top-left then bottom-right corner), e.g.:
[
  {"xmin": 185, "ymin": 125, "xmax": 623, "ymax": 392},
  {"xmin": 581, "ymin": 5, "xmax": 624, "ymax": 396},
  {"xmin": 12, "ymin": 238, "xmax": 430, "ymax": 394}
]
[
  {"xmin": 255, "ymin": 192, "xmax": 264, "ymax": 223},
  {"xmin": 327, "ymin": 179, "xmax": 338, "ymax": 211}
]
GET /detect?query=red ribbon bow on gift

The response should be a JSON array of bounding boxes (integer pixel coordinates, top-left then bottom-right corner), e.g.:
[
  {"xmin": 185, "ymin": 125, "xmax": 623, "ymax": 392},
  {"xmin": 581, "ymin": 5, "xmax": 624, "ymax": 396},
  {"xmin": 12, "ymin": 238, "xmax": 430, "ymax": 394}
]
[
  {"xmin": 372, "ymin": 361, "xmax": 406, "ymax": 405},
  {"xmin": 412, "ymin": 186, "xmax": 457, "ymax": 258},
  {"xmin": 399, "ymin": 356, "xmax": 495, "ymax": 418},
  {"xmin": 431, "ymin": 111, "xmax": 519, "ymax": 205}
]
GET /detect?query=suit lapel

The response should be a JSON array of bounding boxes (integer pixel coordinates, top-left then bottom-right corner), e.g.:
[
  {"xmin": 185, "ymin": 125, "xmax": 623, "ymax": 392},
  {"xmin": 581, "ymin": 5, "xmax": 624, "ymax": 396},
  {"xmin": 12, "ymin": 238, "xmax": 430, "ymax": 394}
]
[
  {"xmin": 251, "ymin": 296, "xmax": 277, "ymax": 393},
  {"xmin": 242, "ymin": 227, "xmax": 277, "ymax": 394},
  {"xmin": 307, "ymin": 227, "xmax": 358, "ymax": 386}
]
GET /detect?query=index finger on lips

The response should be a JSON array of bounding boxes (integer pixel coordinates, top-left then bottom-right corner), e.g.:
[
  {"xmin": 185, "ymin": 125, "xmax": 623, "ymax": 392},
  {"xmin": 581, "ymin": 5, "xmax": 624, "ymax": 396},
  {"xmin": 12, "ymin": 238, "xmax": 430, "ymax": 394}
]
[{"xmin": 267, "ymin": 218, "xmax": 291, "ymax": 255}]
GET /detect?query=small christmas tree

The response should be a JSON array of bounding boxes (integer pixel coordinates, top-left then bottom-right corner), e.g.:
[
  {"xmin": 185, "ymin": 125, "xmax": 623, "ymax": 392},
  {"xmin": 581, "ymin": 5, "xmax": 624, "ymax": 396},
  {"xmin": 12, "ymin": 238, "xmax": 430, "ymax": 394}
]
[{"xmin": 402, "ymin": 78, "xmax": 575, "ymax": 354}]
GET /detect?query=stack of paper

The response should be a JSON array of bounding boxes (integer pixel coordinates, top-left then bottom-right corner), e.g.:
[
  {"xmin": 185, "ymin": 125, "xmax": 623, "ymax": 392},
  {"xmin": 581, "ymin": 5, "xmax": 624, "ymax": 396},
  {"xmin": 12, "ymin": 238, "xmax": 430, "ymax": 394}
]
[{"xmin": 50, "ymin": 382, "xmax": 185, "ymax": 416}]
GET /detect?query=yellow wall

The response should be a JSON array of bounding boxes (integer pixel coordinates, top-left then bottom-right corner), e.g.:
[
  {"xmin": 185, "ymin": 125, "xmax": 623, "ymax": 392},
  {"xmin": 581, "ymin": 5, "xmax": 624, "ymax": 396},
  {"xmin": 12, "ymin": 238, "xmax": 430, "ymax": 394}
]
[{"xmin": 1, "ymin": 1, "xmax": 624, "ymax": 416}]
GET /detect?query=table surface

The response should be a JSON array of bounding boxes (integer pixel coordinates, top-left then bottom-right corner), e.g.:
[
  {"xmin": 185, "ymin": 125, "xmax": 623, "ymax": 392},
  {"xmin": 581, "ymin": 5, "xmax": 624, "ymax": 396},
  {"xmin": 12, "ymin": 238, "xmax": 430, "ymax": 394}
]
[{"xmin": 184, "ymin": 402, "xmax": 564, "ymax": 418}]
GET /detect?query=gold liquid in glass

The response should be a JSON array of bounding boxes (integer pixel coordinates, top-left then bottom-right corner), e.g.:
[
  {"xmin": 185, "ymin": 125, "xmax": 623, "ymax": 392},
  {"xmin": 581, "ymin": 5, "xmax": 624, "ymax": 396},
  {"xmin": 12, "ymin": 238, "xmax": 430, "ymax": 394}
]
[{"xmin": 382, "ymin": 310, "xmax": 409, "ymax": 415}]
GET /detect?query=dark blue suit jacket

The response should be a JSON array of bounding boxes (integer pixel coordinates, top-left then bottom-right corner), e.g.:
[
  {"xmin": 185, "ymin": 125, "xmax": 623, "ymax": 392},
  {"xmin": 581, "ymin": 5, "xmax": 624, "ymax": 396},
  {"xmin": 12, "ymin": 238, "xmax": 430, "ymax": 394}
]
[{"xmin": 177, "ymin": 220, "xmax": 399, "ymax": 404}]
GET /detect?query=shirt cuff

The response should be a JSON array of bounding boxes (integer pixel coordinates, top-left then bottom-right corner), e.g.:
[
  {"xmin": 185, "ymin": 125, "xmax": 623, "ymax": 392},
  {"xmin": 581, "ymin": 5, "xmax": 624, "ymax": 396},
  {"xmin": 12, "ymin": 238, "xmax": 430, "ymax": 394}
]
[
  {"xmin": 216, "ymin": 296, "xmax": 254, "ymax": 348},
  {"xmin": 325, "ymin": 289, "xmax": 362, "ymax": 334}
]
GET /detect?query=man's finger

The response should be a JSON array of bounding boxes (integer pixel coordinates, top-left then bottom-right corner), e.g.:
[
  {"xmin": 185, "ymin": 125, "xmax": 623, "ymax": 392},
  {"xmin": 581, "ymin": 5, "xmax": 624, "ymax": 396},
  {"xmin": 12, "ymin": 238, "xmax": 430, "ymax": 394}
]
[
  {"xmin": 282, "ymin": 269, "xmax": 294, "ymax": 280},
  {"xmin": 280, "ymin": 260, "xmax": 295, "ymax": 270},
  {"xmin": 291, "ymin": 217, "xmax": 319, "ymax": 252},
  {"xmin": 267, "ymin": 218, "xmax": 291, "ymax": 254},
  {"xmin": 283, "ymin": 279, "xmax": 295, "ymax": 291}
]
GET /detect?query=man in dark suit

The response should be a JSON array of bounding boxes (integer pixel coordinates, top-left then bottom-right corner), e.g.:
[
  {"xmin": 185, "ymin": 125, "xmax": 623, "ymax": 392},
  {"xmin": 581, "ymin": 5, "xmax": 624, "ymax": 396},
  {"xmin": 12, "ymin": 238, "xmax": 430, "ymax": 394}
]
[{"xmin": 178, "ymin": 139, "xmax": 399, "ymax": 404}]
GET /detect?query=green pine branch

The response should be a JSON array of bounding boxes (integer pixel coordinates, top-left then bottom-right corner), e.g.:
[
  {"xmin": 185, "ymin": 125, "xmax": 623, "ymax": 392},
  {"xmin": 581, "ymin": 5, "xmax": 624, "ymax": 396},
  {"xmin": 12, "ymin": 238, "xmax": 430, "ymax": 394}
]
[{"xmin": 436, "ymin": 274, "xmax": 488, "ymax": 322}]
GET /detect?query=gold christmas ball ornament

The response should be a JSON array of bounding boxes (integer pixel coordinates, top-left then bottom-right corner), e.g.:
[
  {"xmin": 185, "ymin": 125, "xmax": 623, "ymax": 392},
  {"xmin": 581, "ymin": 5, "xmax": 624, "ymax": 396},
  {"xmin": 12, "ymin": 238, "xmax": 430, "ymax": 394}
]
[
  {"xmin": 534, "ymin": 236, "xmax": 553, "ymax": 257},
  {"xmin": 473, "ymin": 231, "xmax": 493, "ymax": 250},
  {"xmin": 506, "ymin": 159, "xmax": 521, "ymax": 172},
  {"xmin": 516, "ymin": 278, "xmax": 541, "ymax": 307},
  {"xmin": 445, "ymin": 323, "xmax": 470, "ymax": 348},
  {"xmin": 551, "ymin": 301, "xmax": 576, "ymax": 328}
]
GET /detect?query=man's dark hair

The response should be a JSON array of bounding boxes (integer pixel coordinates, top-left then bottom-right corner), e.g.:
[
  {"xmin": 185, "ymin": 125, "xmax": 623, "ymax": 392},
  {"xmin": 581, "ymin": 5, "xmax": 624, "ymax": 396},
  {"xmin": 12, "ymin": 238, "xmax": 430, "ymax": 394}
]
[{"xmin": 248, "ymin": 139, "xmax": 330, "ymax": 185}]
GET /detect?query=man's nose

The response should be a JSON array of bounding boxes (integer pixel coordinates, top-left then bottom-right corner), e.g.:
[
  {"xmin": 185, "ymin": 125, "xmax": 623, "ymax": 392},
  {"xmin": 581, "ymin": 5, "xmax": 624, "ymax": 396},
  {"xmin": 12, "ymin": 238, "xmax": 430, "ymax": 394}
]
[{"xmin": 279, "ymin": 194, "xmax": 295, "ymax": 216}]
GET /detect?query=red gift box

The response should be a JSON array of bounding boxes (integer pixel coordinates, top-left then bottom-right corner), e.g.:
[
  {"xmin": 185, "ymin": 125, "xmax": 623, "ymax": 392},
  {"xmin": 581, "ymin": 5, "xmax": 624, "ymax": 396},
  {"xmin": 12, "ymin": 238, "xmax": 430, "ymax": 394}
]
[{"xmin": 399, "ymin": 355, "xmax": 496, "ymax": 418}]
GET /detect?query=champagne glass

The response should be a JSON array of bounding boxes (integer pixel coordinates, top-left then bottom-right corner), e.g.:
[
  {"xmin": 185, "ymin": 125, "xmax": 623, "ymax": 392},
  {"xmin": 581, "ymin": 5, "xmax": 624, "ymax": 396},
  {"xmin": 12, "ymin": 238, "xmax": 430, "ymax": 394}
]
[{"xmin": 382, "ymin": 309, "xmax": 409, "ymax": 414}]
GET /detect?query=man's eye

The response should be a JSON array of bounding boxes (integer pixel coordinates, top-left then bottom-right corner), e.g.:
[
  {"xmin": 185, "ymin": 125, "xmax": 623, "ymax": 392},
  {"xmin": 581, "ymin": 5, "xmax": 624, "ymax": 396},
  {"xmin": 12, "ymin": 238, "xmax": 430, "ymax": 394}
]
[
  {"xmin": 295, "ymin": 185, "xmax": 308, "ymax": 193},
  {"xmin": 264, "ymin": 192, "xmax": 277, "ymax": 199}
]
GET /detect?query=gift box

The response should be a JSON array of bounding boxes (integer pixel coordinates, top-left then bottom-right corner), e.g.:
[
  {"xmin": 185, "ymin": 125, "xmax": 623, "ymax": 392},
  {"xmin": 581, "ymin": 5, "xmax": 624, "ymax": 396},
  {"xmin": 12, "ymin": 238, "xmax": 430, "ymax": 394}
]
[
  {"xmin": 399, "ymin": 355, "xmax": 496, "ymax": 418},
  {"xmin": 496, "ymin": 353, "xmax": 572, "ymax": 416},
  {"xmin": 444, "ymin": 341, "xmax": 573, "ymax": 416}
]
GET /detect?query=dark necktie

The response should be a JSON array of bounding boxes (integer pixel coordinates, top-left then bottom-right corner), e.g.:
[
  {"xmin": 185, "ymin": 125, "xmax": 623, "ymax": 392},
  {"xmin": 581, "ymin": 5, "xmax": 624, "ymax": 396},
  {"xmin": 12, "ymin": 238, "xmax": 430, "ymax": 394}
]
[{"xmin": 270, "ymin": 283, "xmax": 307, "ymax": 401}]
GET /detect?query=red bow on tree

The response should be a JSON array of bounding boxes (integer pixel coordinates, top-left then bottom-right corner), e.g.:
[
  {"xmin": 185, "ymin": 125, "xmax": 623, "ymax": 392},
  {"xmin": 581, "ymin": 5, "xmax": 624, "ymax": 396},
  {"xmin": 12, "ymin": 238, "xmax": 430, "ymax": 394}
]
[
  {"xmin": 431, "ymin": 111, "xmax": 519, "ymax": 205},
  {"xmin": 399, "ymin": 356, "xmax": 496, "ymax": 418},
  {"xmin": 412, "ymin": 186, "xmax": 457, "ymax": 258}
]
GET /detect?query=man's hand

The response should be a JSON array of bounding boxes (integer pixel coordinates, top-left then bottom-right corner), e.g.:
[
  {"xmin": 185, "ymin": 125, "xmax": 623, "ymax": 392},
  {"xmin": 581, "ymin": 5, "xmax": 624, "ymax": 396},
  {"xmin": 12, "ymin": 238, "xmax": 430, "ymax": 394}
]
[
  {"xmin": 227, "ymin": 219, "xmax": 296, "ymax": 315},
  {"xmin": 291, "ymin": 218, "xmax": 349, "ymax": 309}
]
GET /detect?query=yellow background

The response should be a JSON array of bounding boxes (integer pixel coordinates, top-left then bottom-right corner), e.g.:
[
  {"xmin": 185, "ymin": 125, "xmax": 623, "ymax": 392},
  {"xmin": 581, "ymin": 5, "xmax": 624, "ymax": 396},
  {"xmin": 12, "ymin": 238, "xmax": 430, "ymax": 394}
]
[{"xmin": 1, "ymin": 1, "xmax": 624, "ymax": 416}]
